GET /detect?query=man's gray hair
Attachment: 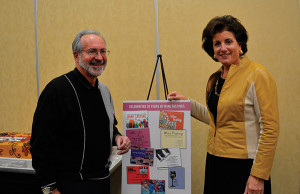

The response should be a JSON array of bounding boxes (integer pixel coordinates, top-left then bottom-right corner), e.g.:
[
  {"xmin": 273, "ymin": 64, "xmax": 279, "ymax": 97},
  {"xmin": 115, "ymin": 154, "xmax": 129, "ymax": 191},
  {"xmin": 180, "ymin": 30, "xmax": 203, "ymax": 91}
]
[{"xmin": 72, "ymin": 30, "xmax": 107, "ymax": 53}]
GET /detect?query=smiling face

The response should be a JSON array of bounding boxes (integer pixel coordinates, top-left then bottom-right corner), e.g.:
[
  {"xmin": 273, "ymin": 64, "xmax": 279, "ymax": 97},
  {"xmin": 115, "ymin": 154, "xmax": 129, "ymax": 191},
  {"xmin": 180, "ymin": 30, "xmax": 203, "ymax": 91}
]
[
  {"xmin": 74, "ymin": 34, "xmax": 107, "ymax": 83},
  {"xmin": 213, "ymin": 30, "xmax": 241, "ymax": 67}
]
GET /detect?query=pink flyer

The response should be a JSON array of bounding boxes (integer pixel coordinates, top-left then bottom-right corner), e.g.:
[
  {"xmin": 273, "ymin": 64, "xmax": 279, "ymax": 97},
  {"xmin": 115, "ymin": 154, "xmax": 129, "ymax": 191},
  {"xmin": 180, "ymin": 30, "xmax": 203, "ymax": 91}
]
[{"xmin": 126, "ymin": 128, "xmax": 150, "ymax": 148}]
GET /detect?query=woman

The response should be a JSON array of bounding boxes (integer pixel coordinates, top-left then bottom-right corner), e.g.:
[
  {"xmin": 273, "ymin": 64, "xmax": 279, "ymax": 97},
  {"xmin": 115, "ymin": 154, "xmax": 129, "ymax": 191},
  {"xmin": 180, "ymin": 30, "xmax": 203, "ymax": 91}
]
[{"xmin": 168, "ymin": 15, "xmax": 279, "ymax": 194}]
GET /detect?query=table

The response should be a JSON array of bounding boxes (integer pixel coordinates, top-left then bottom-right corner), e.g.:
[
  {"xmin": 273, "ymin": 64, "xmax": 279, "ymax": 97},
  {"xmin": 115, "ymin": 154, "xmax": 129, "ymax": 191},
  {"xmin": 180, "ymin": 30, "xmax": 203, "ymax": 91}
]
[{"xmin": 0, "ymin": 146, "xmax": 122, "ymax": 194}]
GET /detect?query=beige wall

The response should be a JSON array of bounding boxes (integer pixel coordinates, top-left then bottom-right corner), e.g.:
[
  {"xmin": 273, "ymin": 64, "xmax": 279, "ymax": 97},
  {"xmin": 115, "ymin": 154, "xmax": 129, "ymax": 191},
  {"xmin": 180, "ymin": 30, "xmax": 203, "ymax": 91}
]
[{"xmin": 1, "ymin": 0, "xmax": 299, "ymax": 193}]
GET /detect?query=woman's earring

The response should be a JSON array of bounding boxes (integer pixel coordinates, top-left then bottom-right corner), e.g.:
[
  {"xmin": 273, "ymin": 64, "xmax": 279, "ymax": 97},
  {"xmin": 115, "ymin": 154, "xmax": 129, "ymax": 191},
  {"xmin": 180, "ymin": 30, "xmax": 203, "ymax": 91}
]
[
  {"xmin": 213, "ymin": 54, "xmax": 218, "ymax": 61},
  {"xmin": 240, "ymin": 50, "xmax": 243, "ymax": 55}
]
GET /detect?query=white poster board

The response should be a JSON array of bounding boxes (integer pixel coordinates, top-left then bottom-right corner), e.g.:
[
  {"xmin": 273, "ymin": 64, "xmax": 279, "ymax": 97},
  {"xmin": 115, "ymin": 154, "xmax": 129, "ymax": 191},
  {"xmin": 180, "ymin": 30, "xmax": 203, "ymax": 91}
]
[{"xmin": 122, "ymin": 100, "xmax": 191, "ymax": 194}]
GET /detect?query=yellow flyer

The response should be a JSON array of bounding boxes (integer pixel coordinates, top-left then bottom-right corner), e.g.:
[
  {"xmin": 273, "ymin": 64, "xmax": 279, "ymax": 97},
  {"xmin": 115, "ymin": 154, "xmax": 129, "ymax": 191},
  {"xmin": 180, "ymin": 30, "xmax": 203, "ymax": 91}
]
[{"xmin": 161, "ymin": 129, "xmax": 186, "ymax": 148}]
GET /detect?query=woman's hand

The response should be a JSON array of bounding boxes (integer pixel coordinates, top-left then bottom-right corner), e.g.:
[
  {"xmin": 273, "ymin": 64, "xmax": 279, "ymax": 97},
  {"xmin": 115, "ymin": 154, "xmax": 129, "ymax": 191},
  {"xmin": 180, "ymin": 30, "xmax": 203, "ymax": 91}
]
[
  {"xmin": 244, "ymin": 175, "xmax": 264, "ymax": 194},
  {"xmin": 167, "ymin": 91, "xmax": 188, "ymax": 101}
]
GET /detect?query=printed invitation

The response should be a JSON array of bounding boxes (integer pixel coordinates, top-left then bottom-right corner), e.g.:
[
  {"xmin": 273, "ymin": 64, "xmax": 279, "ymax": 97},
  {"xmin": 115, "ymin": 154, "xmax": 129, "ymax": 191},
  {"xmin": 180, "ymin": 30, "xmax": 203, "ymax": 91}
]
[
  {"xmin": 159, "ymin": 111, "xmax": 184, "ymax": 130},
  {"xmin": 161, "ymin": 129, "xmax": 186, "ymax": 148},
  {"xmin": 126, "ymin": 128, "xmax": 150, "ymax": 147},
  {"xmin": 130, "ymin": 147, "xmax": 154, "ymax": 166},
  {"xmin": 141, "ymin": 179, "xmax": 165, "ymax": 194},
  {"xmin": 156, "ymin": 148, "xmax": 182, "ymax": 169},
  {"xmin": 127, "ymin": 166, "xmax": 149, "ymax": 184},
  {"xmin": 168, "ymin": 167, "xmax": 185, "ymax": 189},
  {"xmin": 126, "ymin": 111, "xmax": 148, "ymax": 129}
]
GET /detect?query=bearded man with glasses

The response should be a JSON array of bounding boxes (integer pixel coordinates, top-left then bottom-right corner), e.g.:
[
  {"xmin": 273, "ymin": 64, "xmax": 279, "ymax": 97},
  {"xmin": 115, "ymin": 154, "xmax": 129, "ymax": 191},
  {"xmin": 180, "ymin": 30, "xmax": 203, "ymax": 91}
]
[{"xmin": 30, "ymin": 30, "xmax": 131, "ymax": 194}]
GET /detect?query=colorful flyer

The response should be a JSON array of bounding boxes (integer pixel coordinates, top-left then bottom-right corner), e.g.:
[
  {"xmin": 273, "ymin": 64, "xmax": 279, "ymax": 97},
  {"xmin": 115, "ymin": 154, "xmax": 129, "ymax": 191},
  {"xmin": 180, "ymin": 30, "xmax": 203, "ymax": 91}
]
[
  {"xmin": 127, "ymin": 166, "xmax": 149, "ymax": 184},
  {"xmin": 130, "ymin": 147, "xmax": 154, "ymax": 166},
  {"xmin": 161, "ymin": 129, "xmax": 186, "ymax": 148},
  {"xmin": 168, "ymin": 167, "xmax": 185, "ymax": 189},
  {"xmin": 159, "ymin": 111, "xmax": 184, "ymax": 130},
  {"xmin": 126, "ymin": 128, "xmax": 150, "ymax": 147},
  {"xmin": 141, "ymin": 179, "xmax": 165, "ymax": 194},
  {"xmin": 126, "ymin": 111, "xmax": 148, "ymax": 129},
  {"xmin": 156, "ymin": 148, "xmax": 181, "ymax": 168}
]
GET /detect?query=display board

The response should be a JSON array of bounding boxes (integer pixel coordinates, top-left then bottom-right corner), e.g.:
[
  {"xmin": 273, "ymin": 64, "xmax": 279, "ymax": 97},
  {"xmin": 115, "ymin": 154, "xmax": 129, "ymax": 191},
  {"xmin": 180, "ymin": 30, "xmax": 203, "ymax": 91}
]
[{"xmin": 122, "ymin": 100, "xmax": 191, "ymax": 194}]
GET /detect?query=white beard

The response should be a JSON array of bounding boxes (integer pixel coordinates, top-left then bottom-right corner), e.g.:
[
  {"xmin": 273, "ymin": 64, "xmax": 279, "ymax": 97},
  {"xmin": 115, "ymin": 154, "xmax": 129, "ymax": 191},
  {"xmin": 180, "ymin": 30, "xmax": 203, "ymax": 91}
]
[{"xmin": 78, "ymin": 55, "xmax": 106, "ymax": 77}]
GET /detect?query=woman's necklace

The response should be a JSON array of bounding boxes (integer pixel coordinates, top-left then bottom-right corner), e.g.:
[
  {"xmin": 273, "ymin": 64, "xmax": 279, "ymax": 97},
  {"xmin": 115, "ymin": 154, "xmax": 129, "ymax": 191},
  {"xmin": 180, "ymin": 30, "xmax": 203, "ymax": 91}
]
[
  {"xmin": 215, "ymin": 79, "xmax": 220, "ymax": 96},
  {"xmin": 215, "ymin": 75, "xmax": 225, "ymax": 96}
]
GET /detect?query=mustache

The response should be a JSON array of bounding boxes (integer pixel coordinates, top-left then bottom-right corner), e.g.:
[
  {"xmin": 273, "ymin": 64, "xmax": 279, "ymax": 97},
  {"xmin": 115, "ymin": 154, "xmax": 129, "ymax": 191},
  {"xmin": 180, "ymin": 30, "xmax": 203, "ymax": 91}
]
[{"xmin": 89, "ymin": 59, "xmax": 105, "ymax": 66}]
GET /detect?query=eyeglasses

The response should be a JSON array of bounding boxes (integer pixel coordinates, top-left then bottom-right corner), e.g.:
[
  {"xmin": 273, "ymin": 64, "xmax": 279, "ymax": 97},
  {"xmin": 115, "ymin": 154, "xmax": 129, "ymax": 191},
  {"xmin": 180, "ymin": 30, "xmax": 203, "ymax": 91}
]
[{"xmin": 84, "ymin": 48, "xmax": 110, "ymax": 57}]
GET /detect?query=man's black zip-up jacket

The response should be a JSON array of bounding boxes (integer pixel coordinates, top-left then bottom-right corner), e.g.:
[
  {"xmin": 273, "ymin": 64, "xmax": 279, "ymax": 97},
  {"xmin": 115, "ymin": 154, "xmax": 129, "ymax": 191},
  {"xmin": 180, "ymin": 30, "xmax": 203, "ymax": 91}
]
[{"xmin": 30, "ymin": 68, "xmax": 121, "ymax": 188}]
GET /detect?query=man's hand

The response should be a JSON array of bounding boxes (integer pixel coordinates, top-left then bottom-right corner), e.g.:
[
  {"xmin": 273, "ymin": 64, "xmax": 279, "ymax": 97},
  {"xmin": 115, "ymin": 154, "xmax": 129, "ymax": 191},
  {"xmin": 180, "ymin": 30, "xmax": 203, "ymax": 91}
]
[
  {"xmin": 115, "ymin": 135, "xmax": 131, "ymax": 155},
  {"xmin": 51, "ymin": 188, "xmax": 61, "ymax": 194},
  {"xmin": 244, "ymin": 175, "xmax": 264, "ymax": 194}
]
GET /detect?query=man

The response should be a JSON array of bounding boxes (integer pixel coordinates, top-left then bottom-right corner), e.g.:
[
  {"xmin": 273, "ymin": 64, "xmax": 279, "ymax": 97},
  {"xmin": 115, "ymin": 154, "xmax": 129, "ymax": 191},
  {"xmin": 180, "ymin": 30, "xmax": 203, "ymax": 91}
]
[{"xmin": 30, "ymin": 30, "xmax": 131, "ymax": 194}]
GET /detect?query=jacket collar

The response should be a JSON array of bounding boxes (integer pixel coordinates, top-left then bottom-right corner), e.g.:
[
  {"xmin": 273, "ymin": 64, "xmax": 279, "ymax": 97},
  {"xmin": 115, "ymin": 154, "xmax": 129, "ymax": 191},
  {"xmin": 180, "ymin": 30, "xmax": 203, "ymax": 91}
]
[
  {"xmin": 73, "ymin": 68, "xmax": 98, "ymax": 90},
  {"xmin": 206, "ymin": 56, "xmax": 250, "ymax": 99}
]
